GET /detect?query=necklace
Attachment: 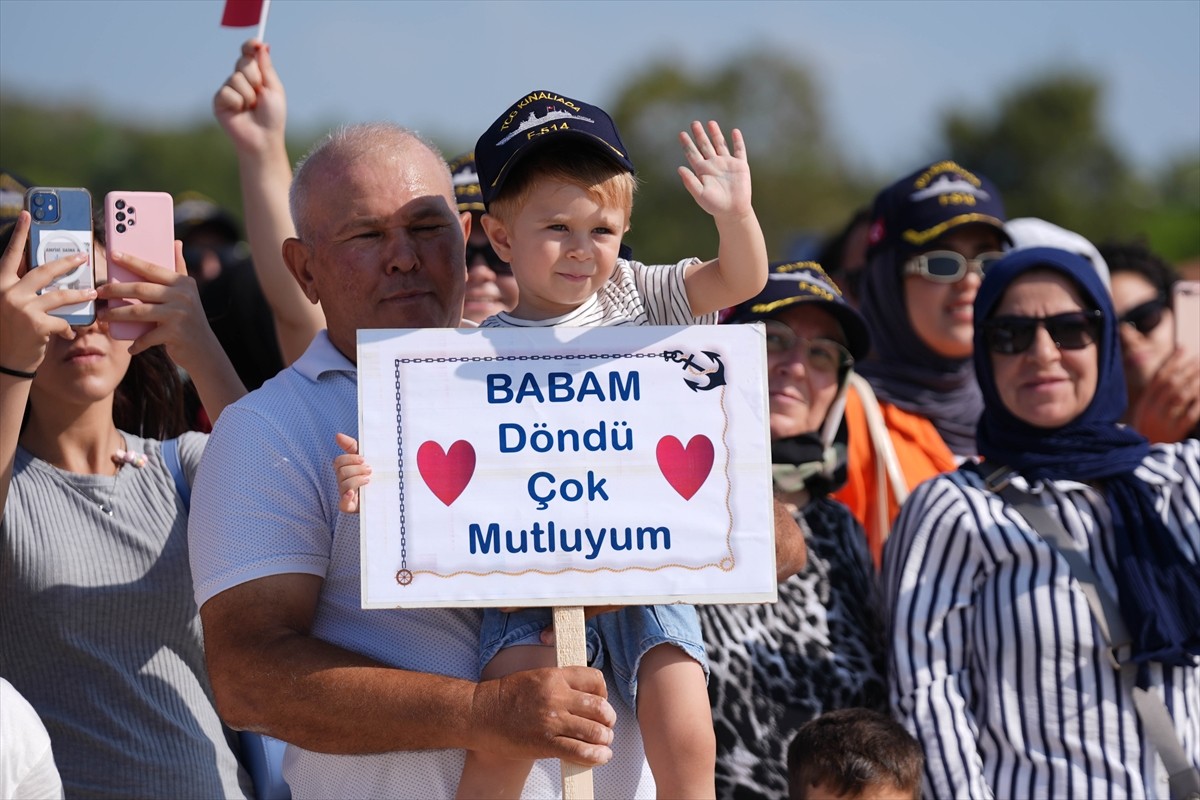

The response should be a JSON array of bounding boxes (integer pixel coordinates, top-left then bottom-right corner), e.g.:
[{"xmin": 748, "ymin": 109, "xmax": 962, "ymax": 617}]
[
  {"xmin": 97, "ymin": 466, "xmax": 122, "ymax": 516},
  {"xmin": 54, "ymin": 445, "xmax": 146, "ymax": 516},
  {"xmin": 59, "ymin": 464, "xmax": 122, "ymax": 516}
]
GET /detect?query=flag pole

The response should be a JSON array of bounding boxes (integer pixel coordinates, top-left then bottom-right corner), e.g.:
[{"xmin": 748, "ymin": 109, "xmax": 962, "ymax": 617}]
[
  {"xmin": 256, "ymin": 0, "xmax": 272, "ymax": 41},
  {"xmin": 553, "ymin": 606, "xmax": 594, "ymax": 800}
]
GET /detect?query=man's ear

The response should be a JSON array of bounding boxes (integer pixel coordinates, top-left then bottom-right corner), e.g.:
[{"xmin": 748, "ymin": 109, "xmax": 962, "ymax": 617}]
[
  {"xmin": 282, "ymin": 238, "xmax": 321, "ymax": 305},
  {"xmin": 459, "ymin": 211, "xmax": 472, "ymax": 240},
  {"xmin": 480, "ymin": 213, "xmax": 512, "ymax": 262}
]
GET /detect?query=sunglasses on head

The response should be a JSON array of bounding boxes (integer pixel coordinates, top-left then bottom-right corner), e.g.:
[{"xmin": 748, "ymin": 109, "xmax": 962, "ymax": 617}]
[
  {"xmin": 982, "ymin": 309, "xmax": 1104, "ymax": 355},
  {"xmin": 904, "ymin": 250, "xmax": 1005, "ymax": 283},
  {"xmin": 1118, "ymin": 295, "xmax": 1168, "ymax": 336},
  {"xmin": 763, "ymin": 320, "xmax": 853, "ymax": 375},
  {"xmin": 465, "ymin": 242, "xmax": 511, "ymax": 275}
]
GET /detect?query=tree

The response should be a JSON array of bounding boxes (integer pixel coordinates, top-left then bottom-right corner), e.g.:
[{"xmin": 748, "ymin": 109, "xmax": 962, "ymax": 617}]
[
  {"xmin": 0, "ymin": 95, "xmax": 312, "ymax": 226},
  {"xmin": 608, "ymin": 50, "xmax": 870, "ymax": 263},
  {"xmin": 941, "ymin": 72, "xmax": 1136, "ymax": 243}
]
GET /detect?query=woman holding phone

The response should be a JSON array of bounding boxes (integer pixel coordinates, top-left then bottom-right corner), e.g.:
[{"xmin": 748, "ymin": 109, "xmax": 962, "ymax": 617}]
[
  {"xmin": 1100, "ymin": 240, "xmax": 1200, "ymax": 443},
  {"xmin": 0, "ymin": 210, "xmax": 252, "ymax": 798}
]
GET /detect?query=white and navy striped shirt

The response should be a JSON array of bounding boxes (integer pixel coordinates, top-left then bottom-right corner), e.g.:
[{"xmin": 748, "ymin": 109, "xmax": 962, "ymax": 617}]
[
  {"xmin": 883, "ymin": 439, "xmax": 1200, "ymax": 800},
  {"xmin": 478, "ymin": 257, "xmax": 714, "ymax": 328}
]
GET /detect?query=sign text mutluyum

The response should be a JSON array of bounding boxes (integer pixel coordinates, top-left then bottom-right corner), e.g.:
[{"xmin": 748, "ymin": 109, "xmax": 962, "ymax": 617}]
[{"xmin": 357, "ymin": 325, "xmax": 775, "ymax": 609}]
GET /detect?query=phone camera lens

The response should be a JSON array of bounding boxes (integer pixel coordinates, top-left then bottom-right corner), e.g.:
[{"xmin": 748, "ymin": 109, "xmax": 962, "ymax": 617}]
[
  {"xmin": 116, "ymin": 211, "xmax": 126, "ymax": 222},
  {"xmin": 33, "ymin": 195, "xmax": 45, "ymax": 207},
  {"xmin": 115, "ymin": 199, "xmax": 126, "ymax": 210},
  {"xmin": 116, "ymin": 223, "xmax": 126, "ymax": 233},
  {"xmin": 127, "ymin": 207, "xmax": 136, "ymax": 215},
  {"xmin": 33, "ymin": 209, "xmax": 45, "ymax": 221}
]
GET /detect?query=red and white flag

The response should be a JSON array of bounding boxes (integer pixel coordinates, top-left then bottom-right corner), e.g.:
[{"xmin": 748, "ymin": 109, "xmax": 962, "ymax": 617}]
[{"xmin": 221, "ymin": 0, "xmax": 271, "ymax": 39}]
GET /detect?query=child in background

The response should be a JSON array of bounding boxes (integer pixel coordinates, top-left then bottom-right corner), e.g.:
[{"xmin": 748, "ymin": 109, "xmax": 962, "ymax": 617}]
[
  {"xmin": 337, "ymin": 89, "xmax": 767, "ymax": 798},
  {"xmin": 787, "ymin": 708, "xmax": 923, "ymax": 800}
]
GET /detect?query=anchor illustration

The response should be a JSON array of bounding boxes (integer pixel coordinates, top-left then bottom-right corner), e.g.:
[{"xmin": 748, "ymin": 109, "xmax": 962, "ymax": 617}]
[{"xmin": 663, "ymin": 350, "xmax": 727, "ymax": 392}]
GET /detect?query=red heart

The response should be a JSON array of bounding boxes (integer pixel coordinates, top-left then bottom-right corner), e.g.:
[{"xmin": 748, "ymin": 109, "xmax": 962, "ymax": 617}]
[
  {"xmin": 656, "ymin": 435, "xmax": 714, "ymax": 500},
  {"xmin": 417, "ymin": 440, "xmax": 476, "ymax": 506}
]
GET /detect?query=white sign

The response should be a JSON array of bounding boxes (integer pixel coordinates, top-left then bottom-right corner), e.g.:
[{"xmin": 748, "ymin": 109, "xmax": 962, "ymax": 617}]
[{"xmin": 357, "ymin": 325, "xmax": 775, "ymax": 609}]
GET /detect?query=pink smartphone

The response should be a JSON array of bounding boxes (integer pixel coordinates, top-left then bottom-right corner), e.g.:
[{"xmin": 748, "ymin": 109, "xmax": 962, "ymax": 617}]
[
  {"xmin": 104, "ymin": 191, "xmax": 175, "ymax": 340},
  {"xmin": 1173, "ymin": 280, "xmax": 1200, "ymax": 359}
]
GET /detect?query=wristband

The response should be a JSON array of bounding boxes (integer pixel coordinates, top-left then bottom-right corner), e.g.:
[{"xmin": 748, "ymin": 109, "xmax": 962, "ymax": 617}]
[{"xmin": 0, "ymin": 364, "xmax": 37, "ymax": 380}]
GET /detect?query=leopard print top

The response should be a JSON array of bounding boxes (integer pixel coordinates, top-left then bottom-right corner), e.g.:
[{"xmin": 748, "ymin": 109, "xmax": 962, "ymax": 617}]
[{"xmin": 698, "ymin": 496, "xmax": 887, "ymax": 799}]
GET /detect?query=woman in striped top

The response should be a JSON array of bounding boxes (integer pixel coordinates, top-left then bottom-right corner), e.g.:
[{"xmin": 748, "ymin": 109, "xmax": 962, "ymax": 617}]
[{"xmin": 883, "ymin": 247, "xmax": 1200, "ymax": 799}]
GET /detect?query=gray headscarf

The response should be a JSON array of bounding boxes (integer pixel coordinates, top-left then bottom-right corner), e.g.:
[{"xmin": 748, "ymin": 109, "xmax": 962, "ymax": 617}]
[{"xmin": 855, "ymin": 242, "xmax": 982, "ymax": 456}]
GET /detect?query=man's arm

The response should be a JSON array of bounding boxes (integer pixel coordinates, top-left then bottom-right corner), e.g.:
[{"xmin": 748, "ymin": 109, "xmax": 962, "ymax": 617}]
[
  {"xmin": 200, "ymin": 573, "xmax": 616, "ymax": 763},
  {"xmin": 213, "ymin": 39, "xmax": 323, "ymax": 363},
  {"xmin": 677, "ymin": 120, "xmax": 769, "ymax": 316}
]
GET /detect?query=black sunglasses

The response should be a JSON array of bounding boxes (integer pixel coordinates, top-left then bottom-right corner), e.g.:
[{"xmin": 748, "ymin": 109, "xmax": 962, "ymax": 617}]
[
  {"xmin": 983, "ymin": 310, "xmax": 1104, "ymax": 355},
  {"xmin": 1118, "ymin": 295, "xmax": 1168, "ymax": 336},
  {"xmin": 465, "ymin": 242, "xmax": 511, "ymax": 275}
]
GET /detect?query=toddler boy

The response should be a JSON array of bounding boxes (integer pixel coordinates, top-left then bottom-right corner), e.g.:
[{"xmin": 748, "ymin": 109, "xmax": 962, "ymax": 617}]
[{"xmin": 464, "ymin": 89, "xmax": 767, "ymax": 799}]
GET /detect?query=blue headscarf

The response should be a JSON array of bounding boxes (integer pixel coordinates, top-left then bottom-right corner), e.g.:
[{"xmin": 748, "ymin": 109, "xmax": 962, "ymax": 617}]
[{"xmin": 974, "ymin": 247, "xmax": 1200, "ymax": 667}]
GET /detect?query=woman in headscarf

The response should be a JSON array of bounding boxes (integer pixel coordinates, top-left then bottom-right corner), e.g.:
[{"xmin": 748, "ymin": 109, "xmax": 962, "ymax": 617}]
[
  {"xmin": 884, "ymin": 247, "xmax": 1200, "ymax": 799},
  {"xmin": 836, "ymin": 161, "xmax": 1009, "ymax": 566},
  {"xmin": 701, "ymin": 262, "xmax": 887, "ymax": 800}
]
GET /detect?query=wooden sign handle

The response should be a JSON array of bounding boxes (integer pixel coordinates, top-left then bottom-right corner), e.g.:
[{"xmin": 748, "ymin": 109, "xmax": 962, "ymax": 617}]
[{"xmin": 553, "ymin": 606, "xmax": 594, "ymax": 800}]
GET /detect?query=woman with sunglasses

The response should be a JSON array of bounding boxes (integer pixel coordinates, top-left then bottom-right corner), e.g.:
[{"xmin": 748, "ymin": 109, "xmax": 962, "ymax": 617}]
[
  {"xmin": 700, "ymin": 262, "xmax": 886, "ymax": 800},
  {"xmin": 1102, "ymin": 241, "xmax": 1200, "ymax": 444},
  {"xmin": 837, "ymin": 161, "xmax": 1009, "ymax": 566},
  {"xmin": 884, "ymin": 247, "xmax": 1200, "ymax": 799}
]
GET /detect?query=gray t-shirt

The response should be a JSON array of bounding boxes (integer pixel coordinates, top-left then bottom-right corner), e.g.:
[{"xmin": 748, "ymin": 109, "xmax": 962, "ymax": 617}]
[{"xmin": 1, "ymin": 432, "xmax": 251, "ymax": 800}]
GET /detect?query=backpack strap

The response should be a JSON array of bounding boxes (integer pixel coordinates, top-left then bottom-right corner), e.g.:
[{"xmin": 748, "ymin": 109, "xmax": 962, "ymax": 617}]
[
  {"xmin": 968, "ymin": 461, "xmax": 1200, "ymax": 800},
  {"xmin": 161, "ymin": 437, "xmax": 191, "ymax": 512},
  {"xmin": 849, "ymin": 373, "xmax": 908, "ymax": 545}
]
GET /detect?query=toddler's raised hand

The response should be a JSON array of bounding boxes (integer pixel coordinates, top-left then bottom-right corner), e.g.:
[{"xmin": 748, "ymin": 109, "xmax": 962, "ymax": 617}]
[{"xmin": 677, "ymin": 120, "xmax": 753, "ymax": 222}]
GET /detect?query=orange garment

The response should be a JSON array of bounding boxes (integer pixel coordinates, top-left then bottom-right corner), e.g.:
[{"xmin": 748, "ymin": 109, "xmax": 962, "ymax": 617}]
[{"xmin": 835, "ymin": 384, "xmax": 958, "ymax": 569}]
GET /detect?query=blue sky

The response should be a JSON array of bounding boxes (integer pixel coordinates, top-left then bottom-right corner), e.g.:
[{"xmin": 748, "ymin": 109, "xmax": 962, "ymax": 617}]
[{"xmin": 2, "ymin": 0, "xmax": 1197, "ymax": 177}]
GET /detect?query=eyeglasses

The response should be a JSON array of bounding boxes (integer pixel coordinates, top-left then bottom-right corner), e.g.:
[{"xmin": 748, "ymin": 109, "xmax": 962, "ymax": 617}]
[
  {"xmin": 466, "ymin": 242, "xmax": 511, "ymax": 275},
  {"xmin": 1117, "ymin": 295, "xmax": 1168, "ymax": 336},
  {"xmin": 904, "ymin": 250, "xmax": 1005, "ymax": 283},
  {"xmin": 763, "ymin": 320, "xmax": 853, "ymax": 374},
  {"xmin": 982, "ymin": 310, "xmax": 1104, "ymax": 355}
]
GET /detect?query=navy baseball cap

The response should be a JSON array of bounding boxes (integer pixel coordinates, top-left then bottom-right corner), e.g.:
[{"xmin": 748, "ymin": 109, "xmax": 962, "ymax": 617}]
[
  {"xmin": 866, "ymin": 160, "xmax": 1008, "ymax": 258},
  {"xmin": 448, "ymin": 151, "xmax": 486, "ymax": 214},
  {"xmin": 724, "ymin": 261, "xmax": 870, "ymax": 362},
  {"xmin": 474, "ymin": 90, "xmax": 635, "ymax": 206}
]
